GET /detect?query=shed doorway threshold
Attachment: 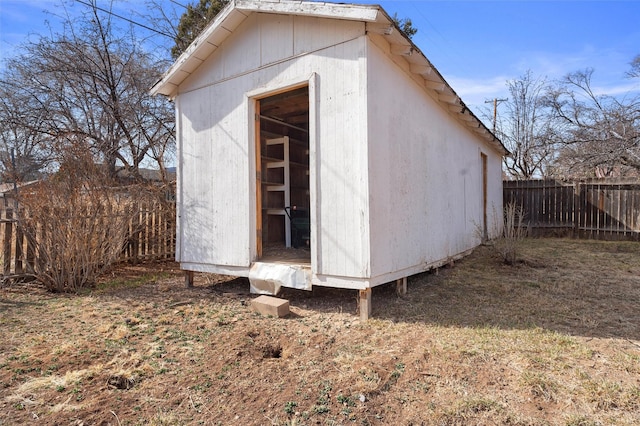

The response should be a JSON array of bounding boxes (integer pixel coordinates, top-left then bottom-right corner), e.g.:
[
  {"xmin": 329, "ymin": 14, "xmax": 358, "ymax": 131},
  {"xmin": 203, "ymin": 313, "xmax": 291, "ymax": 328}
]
[
  {"xmin": 250, "ymin": 244, "xmax": 311, "ymax": 294},
  {"xmin": 259, "ymin": 243, "xmax": 310, "ymax": 265}
]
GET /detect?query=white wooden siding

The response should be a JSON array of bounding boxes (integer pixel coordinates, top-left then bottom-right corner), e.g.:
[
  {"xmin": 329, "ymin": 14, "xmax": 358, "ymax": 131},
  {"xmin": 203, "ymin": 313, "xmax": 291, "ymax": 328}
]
[
  {"xmin": 177, "ymin": 14, "xmax": 371, "ymax": 278},
  {"xmin": 175, "ymin": 11, "xmax": 503, "ymax": 287},
  {"xmin": 314, "ymin": 35, "xmax": 370, "ymax": 278},
  {"xmin": 486, "ymin": 149, "xmax": 504, "ymax": 238},
  {"xmin": 178, "ymin": 85, "xmax": 251, "ymax": 267},
  {"xmin": 365, "ymin": 38, "xmax": 502, "ymax": 278}
]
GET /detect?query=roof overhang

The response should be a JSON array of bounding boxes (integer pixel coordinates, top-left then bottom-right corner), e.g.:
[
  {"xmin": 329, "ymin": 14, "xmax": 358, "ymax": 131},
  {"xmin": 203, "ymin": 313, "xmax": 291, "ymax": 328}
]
[
  {"xmin": 150, "ymin": 0, "xmax": 508, "ymax": 155},
  {"xmin": 150, "ymin": 0, "xmax": 380, "ymax": 99}
]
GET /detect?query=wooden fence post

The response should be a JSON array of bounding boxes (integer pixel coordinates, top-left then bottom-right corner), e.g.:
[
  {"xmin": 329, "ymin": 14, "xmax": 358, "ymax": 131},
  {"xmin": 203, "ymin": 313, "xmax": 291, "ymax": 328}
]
[
  {"xmin": 14, "ymin": 221, "xmax": 23, "ymax": 275},
  {"xmin": 573, "ymin": 182, "xmax": 580, "ymax": 238},
  {"xmin": 3, "ymin": 209, "xmax": 13, "ymax": 276}
]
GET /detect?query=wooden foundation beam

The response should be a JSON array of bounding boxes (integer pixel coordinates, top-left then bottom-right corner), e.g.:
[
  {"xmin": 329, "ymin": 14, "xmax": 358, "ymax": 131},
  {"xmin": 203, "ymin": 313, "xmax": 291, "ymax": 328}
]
[
  {"xmin": 185, "ymin": 271, "xmax": 194, "ymax": 288},
  {"xmin": 396, "ymin": 277, "xmax": 407, "ymax": 296},
  {"xmin": 359, "ymin": 288, "xmax": 372, "ymax": 321}
]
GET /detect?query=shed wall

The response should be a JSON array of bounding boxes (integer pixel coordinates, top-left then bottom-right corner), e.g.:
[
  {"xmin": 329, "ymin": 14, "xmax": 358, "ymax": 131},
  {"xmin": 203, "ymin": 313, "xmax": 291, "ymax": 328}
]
[
  {"xmin": 176, "ymin": 13, "xmax": 371, "ymax": 278},
  {"xmin": 365, "ymin": 38, "xmax": 503, "ymax": 278}
]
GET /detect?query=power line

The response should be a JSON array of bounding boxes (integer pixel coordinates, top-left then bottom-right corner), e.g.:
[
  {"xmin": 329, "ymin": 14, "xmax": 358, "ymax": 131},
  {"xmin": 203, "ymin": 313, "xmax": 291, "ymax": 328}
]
[
  {"xmin": 485, "ymin": 98, "xmax": 508, "ymax": 133},
  {"xmin": 169, "ymin": 0, "xmax": 189, "ymax": 9},
  {"xmin": 73, "ymin": 0, "xmax": 175, "ymax": 39},
  {"xmin": 170, "ymin": 0, "xmax": 209, "ymax": 20}
]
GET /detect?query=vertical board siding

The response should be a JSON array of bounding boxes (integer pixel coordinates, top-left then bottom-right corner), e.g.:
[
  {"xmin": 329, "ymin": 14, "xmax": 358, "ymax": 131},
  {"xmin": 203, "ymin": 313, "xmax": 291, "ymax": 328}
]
[
  {"xmin": 177, "ymin": 14, "xmax": 370, "ymax": 278},
  {"xmin": 503, "ymin": 179, "xmax": 640, "ymax": 241},
  {"xmin": 366, "ymin": 37, "xmax": 504, "ymax": 277}
]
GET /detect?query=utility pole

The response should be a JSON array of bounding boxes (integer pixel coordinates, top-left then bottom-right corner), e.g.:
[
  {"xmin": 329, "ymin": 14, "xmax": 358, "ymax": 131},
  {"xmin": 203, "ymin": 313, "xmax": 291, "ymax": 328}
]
[{"xmin": 485, "ymin": 98, "xmax": 508, "ymax": 133}]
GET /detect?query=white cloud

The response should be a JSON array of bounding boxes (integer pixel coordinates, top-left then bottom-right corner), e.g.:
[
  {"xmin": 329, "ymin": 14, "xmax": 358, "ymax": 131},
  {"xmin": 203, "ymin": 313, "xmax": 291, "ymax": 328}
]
[
  {"xmin": 593, "ymin": 81, "xmax": 640, "ymax": 97},
  {"xmin": 446, "ymin": 75, "xmax": 510, "ymax": 107}
]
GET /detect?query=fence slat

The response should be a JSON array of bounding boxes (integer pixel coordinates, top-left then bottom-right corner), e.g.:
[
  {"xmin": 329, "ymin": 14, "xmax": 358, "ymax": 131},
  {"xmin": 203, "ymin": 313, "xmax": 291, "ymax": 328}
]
[
  {"xmin": 504, "ymin": 179, "xmax": 640, "ymax": 241},
  {"xmin": 0, "ymin": 196, "xmax": 176, "ymax": 282},
  {"xmin": 3, "ymin": 209, "xmax": 13, "ymax": 275}
]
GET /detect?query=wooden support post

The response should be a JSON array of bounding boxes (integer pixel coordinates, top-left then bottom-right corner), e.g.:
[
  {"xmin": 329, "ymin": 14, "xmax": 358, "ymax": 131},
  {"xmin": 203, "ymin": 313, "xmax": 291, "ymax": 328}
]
[
  {"xmin": 359, "ymin": 288, "xmax": 372, "ymax": 321},
  {"xmin": 185, "ymin": 270, "xmax": 194, "ymax": 288},
  {"xmin": 396, "ymin": 277, "xmax": 407, "ymax": 296}
]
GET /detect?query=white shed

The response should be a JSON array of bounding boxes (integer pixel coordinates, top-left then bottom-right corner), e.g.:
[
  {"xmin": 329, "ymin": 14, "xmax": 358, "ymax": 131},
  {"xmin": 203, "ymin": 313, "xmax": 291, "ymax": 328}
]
[{"xmin": 151, "ymin": 0, "xmax": 507, "ymax": 319}]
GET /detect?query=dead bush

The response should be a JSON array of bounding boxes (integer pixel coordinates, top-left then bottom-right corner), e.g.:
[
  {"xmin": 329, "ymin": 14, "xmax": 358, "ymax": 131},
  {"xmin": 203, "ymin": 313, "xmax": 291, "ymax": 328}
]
[
  {"xmin": 16, "ymin": 152, "xmax": 134, "ymax": 292},
  {"xmin": 492, "ymin": 202, "xmax": 528, "ymax": 265}
]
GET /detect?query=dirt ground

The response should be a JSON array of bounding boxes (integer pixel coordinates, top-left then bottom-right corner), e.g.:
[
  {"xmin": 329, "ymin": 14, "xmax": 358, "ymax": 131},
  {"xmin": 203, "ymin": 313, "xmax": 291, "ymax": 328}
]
[{"xmin": 1, "ymin": 238, "xmax": 639, "ymax": 425}]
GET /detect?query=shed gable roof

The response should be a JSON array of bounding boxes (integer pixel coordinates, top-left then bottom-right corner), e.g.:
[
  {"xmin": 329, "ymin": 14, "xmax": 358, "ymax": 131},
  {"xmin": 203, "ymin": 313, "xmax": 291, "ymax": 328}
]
[{"xmin": 151, "ymin": 0, "xmax": 507, "ymax": 155}]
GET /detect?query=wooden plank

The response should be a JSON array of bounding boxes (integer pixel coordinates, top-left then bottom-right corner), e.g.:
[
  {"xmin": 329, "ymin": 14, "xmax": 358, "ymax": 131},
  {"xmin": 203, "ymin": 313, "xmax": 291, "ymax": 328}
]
[
  {"xmin": 532, "ymin": 180, "xmax": 540, "ymax": 225},
  {"xmin": 236, "ymin": 1, "xmax": 380, "ymax": 22},
  {"xmin": 576, "ymin": 182, "xmax": 583, "ymax": 236},
  {"xmin": 25, "ymin": 222, "xmax": 36, "ymax": 274},
  {"xmin": 396, "ymin": 277, "xmax": 407, "ymax": 296},
  {"xmin": 255, "ymin": 99, "xmax": 263, "ymax": 259},
  {"xmin": 131, "ymin": 203, "xmax": 140, "ymax": 263},
  {"xmin": 359, "ymin": 288, "xmax": 372, "ymax": 321},
  {"xmin": 613, "ymin": 185, "xmax": 621, "ymax": 236},
  {"xmin": 185, "ymin": 270, "xmax": 194, "ymax": 288},
  {"xmin": 3, "ymin": 209, "xmax": 13, "ymax": 275},
  {"xmin": 481, "ymin": 153, "xmax": 487, "ymax": 241},
  {"xmin": 631, "ymin": 189, "xmax": 638, "ymax": 232},
  {"xmin": 167, "ymin": 203, "xmax": 174, "ymax": 259},
  {"xmin": 141, "ymin": 202, "xmax": 148, "ymax": 259},
  {"xmin": 152, "ymin": 202, "xmax": 159, "ymax": 258},
  {"xmin": 14, "ymin": 221, "xmax": 23, "ymax": 275},
  {"xmin": 503, "ymin": 179, "xmax": 640, "ymax": 241}
]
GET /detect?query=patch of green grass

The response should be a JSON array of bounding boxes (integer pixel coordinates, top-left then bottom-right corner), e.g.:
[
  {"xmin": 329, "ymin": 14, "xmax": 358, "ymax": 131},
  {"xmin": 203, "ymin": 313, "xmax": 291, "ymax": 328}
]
[
  {"xmin": 312, "ymin": 404, "xmax": 329, "ymax": 414},
  {"xmin": 284, "ymin": 400, "xmax": 297, "ymax": 415},
  {"xmin": 311, "ymin": 381, "xmax": 332, "ymax": 415},
  {"xmin": 336, "ymin": 394, "xmax": 356, "ymax": 407}
]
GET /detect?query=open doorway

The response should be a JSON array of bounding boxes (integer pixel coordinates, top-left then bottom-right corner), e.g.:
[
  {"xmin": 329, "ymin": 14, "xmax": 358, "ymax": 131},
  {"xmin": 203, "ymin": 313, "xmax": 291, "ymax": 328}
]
[{"xmin": 256, "ymin": 86, "xmax": 310, "ymax": 262}]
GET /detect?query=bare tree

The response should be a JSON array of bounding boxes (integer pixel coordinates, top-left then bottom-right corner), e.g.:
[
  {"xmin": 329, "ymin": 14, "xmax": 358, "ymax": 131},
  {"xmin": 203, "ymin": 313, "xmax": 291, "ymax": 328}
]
[
  {"xmin": 545, "ymin": 68, "xmax": 640, "ymax": 178},
  {"xmin": 0, "ymin": 41, "xmax": 68, "ymax": 183},
  {"xmin": 496, "ymin": 71, "xmax": 556, "ymax": 179},
  {"xmin": 0, "ymin": 71, "xmax": 52, "ymax": 183},
  {"xmin": 1, "ymin": 0, "xmax": 175, "ymax": 181},
  {"xmin": 627, "ymin": 54, "xmax": 640, "ymax": 79}
]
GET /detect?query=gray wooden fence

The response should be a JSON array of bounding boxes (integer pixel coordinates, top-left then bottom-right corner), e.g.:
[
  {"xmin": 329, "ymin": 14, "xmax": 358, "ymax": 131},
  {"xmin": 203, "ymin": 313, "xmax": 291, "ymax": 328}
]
[
  {"xmin": 0, "ymin": 198, "xmax": 176, "ymax": 281},
  {"xmin": 503, "ymin": 179, "xmax": 640, "ymax": 241}
]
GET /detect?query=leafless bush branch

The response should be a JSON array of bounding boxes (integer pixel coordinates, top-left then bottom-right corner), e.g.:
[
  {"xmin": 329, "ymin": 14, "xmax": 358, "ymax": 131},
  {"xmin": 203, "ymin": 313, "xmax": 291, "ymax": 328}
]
[
  {"xmin": 490, "ymin": 202, "xmax": 528, "ymax": 265},
  {"xmin": 14, "ymin": 149, "xmax": 173, "ymax": 292}
]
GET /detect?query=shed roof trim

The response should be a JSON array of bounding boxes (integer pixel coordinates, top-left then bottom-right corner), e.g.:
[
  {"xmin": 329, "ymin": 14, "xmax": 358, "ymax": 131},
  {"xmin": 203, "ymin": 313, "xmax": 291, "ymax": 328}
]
[
  {"xmin": 235, "ymin": 0, "xmax": 380, "ymax": 21},
  {"xmin": 150, "ymin": 1, "xmax": 380, "ymax": 98},
  {"xmin": 150, "ymin": 0, "xmax": 508, "ymax": 155}
]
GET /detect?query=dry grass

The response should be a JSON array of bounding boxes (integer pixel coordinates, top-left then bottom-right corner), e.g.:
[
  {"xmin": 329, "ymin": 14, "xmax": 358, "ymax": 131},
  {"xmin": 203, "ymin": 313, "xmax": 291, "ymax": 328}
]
[{"xmin": 1, "ymin": 238, "xmax": 639, "ymax": 425}]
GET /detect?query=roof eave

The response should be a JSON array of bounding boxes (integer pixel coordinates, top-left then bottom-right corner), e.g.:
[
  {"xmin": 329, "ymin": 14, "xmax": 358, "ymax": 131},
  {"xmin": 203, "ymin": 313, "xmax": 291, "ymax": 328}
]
[
  {"xmin": 150, "ymin": 0, "xmax": 508, "ymax": 155},
  {"xmin": 368, "ymin": 7, "xmax": 508, "ymax": 155},
  {"xmin": 150, "ymin": 0, "xmax": 381, "ymax": 98}
]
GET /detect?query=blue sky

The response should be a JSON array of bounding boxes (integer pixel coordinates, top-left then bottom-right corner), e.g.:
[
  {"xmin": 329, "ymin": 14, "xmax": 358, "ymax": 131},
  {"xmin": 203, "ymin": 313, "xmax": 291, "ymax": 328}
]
[{"xmin": 1, "ymin": 0, "xmax": 639, "ymax": 116}]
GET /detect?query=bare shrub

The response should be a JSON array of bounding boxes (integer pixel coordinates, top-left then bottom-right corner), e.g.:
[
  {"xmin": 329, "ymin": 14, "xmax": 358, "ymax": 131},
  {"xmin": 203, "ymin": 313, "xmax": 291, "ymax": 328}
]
[
  {"xmin": 491, "ymin": 202, "xmax": 528, "ymax": 265},
  {"xmin": 16, "ymin": 151, "xmax": 133, "ymax": 292}
]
